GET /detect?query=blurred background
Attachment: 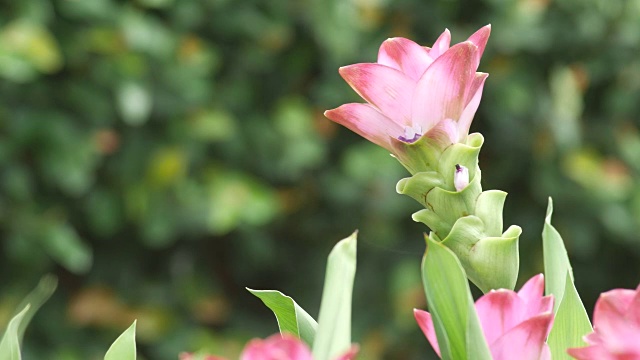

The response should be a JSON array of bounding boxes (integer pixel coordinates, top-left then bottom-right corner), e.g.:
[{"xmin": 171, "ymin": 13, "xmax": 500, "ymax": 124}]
[{"xmin": 1, "ymin": 0, "xmax": 639, "ymax": 358}]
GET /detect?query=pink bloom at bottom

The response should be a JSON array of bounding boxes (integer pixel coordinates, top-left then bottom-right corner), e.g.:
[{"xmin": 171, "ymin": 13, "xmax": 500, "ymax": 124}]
[
  {"xmin": 179, "ymin": 353, "xmax": 226, "ymax": 360},
  {"xmin": 567, "ymin": 284, "xmax": 640, "ymax": 360},
  {"xmin": 415, "ymin": 274, "xmax": 554, "ymax": 360},
  {"xmin": 240, "ymin": 334, "xmax": 357, "ymax": 360},
  {"xmin": 183, "ymin": 334, "xmax": 357, "ymax": 360}
]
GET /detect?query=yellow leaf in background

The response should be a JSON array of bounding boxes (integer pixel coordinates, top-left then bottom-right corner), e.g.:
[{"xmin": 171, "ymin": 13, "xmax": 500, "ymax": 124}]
[
  {"xmin": 147, "ymin": 148, "xmax": 187, "ymax": 187},
  {"xmin": 188, "ymin": 109, "xmax": 236, "ymax": 142},
  {"xmin": 0, "ymin": 20, "xmax": 62, "ymax": 81},
  {"xmin": 68, "ymin": 287, "xmax": 134, "ymax": 329},
  {"xmin": 549, "ymin": 66, "xmax": 585, "ymax": 151},
  {"xmin": 563, "ymin": 148, "xmax": 632, "ymax": 201}
]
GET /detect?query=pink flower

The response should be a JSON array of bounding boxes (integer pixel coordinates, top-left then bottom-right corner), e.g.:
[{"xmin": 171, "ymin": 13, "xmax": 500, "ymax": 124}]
[
  {"xmin": 325, "ymin": 25, "xmax": 490, "ymax": 152},
  {"xmin": 179, "ymin": 353, "xmax": 226, "ymax": 360},
  {"xmin": 567, "ymin": 284, "xmax": 640, "ymax": 359},
  {"xmin": 240, "ymin": 334, "xmax": 358, "ymax": 360},
  {"xmin": 415, "ymin": 274, "xmax": 554, "ymax": 360}
]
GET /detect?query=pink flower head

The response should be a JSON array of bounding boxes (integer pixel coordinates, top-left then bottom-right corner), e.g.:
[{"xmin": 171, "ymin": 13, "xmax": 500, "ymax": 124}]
[
  {"xmin": 415, "ymin": 274, "xmax": 554, "ymax": 360},
  {"xmin": 325, "ymin": 25, "xmax": 490, "ymax": 153},
  {"xmin": 179, "ymin": 353, "xmax": 226, "ymax": 360},
  {"xmin": 567, "ymin": 284, "xmax": 640, "ymax": 359},
  {"xmin": 240, "ymin": 334, "xmax": 358, "ymax": 360}
]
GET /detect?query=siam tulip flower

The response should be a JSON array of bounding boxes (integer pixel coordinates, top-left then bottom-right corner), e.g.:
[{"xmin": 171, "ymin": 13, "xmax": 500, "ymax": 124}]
[
  {"xmin": 191, "ymin": 334, "xmax": 358, "ymax": 360},
  {"xmin": 325, "ymin": 25, "xmax": 491, "ymax": 173},
  {"xmin": 415, "ymin": 274, "xmax": 554, "ymax": 360},
  {"xmin": 241, "ymin": 334, "xmax": 358, "ymax": 360},
  {"xmin": 567, "ymin": 284, "xmax": 640, "ymax": 359},
  {"xmin": 179, "ymin": 353, "xmax": 226, "ymax": 360}
]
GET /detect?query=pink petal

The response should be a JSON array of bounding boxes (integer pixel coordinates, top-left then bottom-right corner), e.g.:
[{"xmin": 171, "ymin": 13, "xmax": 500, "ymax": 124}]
[
  {"xmin": 517, "ymin": 274, "xmax": 545, "ymax": 302},
  {"xmin": 540, "ymin": 344, "xmax": 552, "ymax": 360},
  {"xmin": 591, "ymin": 291, "xmax": 640, "ymax": 353},
  {"xmin": 377, "ymin": 37, "xmax": 434, "ymax": 81},
  {"xmin": 593, "ymin": 289, "xmax": 636, "ymax": 334},
  {"xmin": 466, "ymin": 25, "xmax": 491, "ymax": 67},
  {"xmin": 629, "ymin": 284, "xmax": 640, "ymax": 326},
  {"xmin": 456, "ymin": 72, "xmax": 488, "ymax": 141},
  {"xmin": 567, "ymin": 345, "xmax": 619, "ymax": 360},
  {"xmin": 339, "ymin": 63, "xmax": 414, "ymax": 125},
  {"xmin": 489, "ymin": 313, "xmax": 554, "ymax": 360},
  {"xmin": 411, "ymin": 41, "xmax": 478, "ymax": 132},
  {"xmin": 595, "ymin": 289, "xmax": 636, "ymax": 318},
  {"xmin": 474, "ymin": 290, "xmax": 525, "ymax": 345},
  {"xmin": 584, "ymin": 332, "xmax": 603, "ymax": 345},
  {"xmin": 179, "ymin": 353, "xmax": 227, "ymax": 360},
  {"xmin": 429, "ymin": 29, "xmax": 451, "ymax": 59},
  {"xmin": 324, "ymin": 103, "xmax": 402, "ymax": 151},
  {"xmin": 334, "ymin": 345, "xmax": 359, "ymax": 360},
  {"xmin": 517, "ymin": 274, "xmax": 554, "ymax": 319},
  {"xmin": 414, "ymin": 309, "xmax": 441, "ymax": 357},
  {"xmin": 240, "ymin": 334, "xmax": 313, "ymax": 360},
  {"xmin": 423, "ymin": 118, "xmax": 458, "ymax": 148}
]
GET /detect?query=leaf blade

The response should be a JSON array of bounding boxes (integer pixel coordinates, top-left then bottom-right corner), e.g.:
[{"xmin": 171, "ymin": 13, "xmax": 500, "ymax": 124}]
[
  {"xmin": 247, "ymin": 289, "xmax": 318, "ymax": 346},
  {"xmin": 421, "ymin": 234, "xmax": 491, "ymax": 360},
  {"xmin": 547, "ymin": 272, "xmax": 593, "ymax": 360},
  {"xmin": 311, "ymin": 232, "xmax": 357, "ymax": 360},
  {"xmin": 0, "ymin": 305, "xmax": 30, "ymax": 360},
  {"xmin": 104, "ymin": 320, "xmax": 137, "ymax": 360},
  {"xmin": 542, "ymin": 197, "xmax": 573, "ymax": 311},
  {"xmin": 542, "ymin": 198, "xmax": 592, "ymax": 359},
  {"xmin": 16, "ymin": 275, "xmax": 58, "ymax": 342}
]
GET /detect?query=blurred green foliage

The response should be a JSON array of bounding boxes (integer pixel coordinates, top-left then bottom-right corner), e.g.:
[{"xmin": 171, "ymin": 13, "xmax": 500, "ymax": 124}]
[{"xmin": 0, "ymin": 0, "xmax": 639, "ymax": 359}]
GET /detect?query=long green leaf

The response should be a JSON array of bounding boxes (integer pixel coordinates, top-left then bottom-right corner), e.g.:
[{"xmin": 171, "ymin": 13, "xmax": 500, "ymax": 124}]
[
  {"xmin": 105, "ymin": 320, "xmax": 137, "ymax": 360},
  {"xmin": 0, "ymin": 306, "xmax": 30, "ymax": 360},
  {"xmin": 247, "ymin": 289, "xmax": 318, "ymax": 346},
  {"xmin": 547, "ymin": 272, "xmax": 592, "ymax": 360},
  {"xmin": 542, "ymin": 197, "xmax": 592, "ymax": 359},
  {"xmin": 542, "ymin": 197, "xmax": 573, "ymax": 311},
  {"xmin": 421, "ymin": 234, "xmax": 491, "ymax": 360},
  {"xmin": 15, "ymin": 275, "xmax": 58, "ymax": 343},
  {"xmin": 311, "ymin": 232, "xmax": 357, "ymax": 360}
]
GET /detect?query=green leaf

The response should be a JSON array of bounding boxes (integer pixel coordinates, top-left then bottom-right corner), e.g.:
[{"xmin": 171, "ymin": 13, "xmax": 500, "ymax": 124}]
[
  {"xmin": 105, "ymin": 320, "xmax": 137, "ymax": 360},
  {"xmin": 0, "ymin": 305, "xmax": 30, "ymax": 360},
  {"xmin": 41, "ymin": 222, "xmax": 92, "ymax": 274},
  {"xmin": 547, "ymin": 272, "xmax": 593, "ymax": 360},
  {"xmin": 247, "ymin": 289, "xmax": 318, "ymax": 346},
  {"xmin": 311, "ymin": 232, "xmax": 357, "ymax": 360},
  {"xmin": 15, "ymin": 275, "xmax": 58, "ymax": 343},
  {"xmin": 421, "ymin": 234, "xmax": 491, "ymax": 360},
  {"xmin": 542, "ymin": 197, "xmax": 592, "ymax": 359},
  {"xmin": 542, "ymin": 197, "xmax": 573, "ymax": 312}
]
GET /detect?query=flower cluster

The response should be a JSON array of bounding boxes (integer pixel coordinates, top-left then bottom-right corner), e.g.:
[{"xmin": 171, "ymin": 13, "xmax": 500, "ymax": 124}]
[{"xmin": 173, "ymin": 25, "xmax": 639, "ymax": 360}]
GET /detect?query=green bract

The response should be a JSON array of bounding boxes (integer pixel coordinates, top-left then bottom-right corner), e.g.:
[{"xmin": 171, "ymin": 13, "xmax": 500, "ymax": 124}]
[{"xmin": 397, "ymin": 133, "xmax": 520, "ymax": 292}]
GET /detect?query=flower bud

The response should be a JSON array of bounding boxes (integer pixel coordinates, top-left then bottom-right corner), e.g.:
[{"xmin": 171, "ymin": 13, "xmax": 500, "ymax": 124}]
[{"xmin": 454, "ymin": 164, "xmax": 469, "ymax": 191}]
